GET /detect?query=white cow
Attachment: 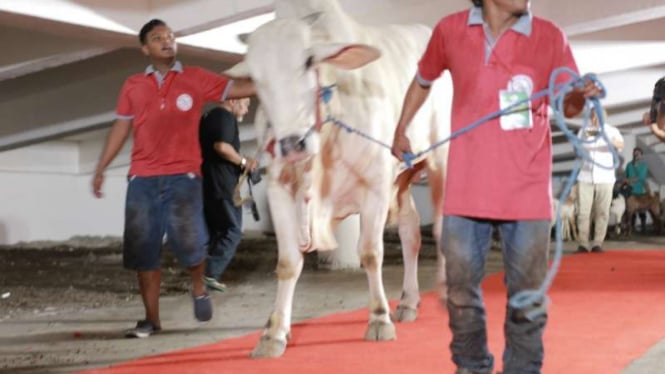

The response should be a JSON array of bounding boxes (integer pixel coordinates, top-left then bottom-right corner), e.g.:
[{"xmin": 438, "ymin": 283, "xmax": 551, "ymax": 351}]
[{"xmin": 226, "ymin": 0, "xmax": 449, "ymax": 358}]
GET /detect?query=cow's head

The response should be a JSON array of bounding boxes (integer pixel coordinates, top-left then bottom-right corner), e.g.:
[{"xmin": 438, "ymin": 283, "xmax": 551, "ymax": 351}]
[{"xmin": 225, "ymin": 15, "xmax": 380, "ymax": 163}]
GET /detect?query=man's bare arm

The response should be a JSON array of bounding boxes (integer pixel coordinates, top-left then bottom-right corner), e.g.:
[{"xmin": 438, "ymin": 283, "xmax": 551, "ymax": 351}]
[
  {"xmin": 92, "ymin": 119, "xmax": 132, "ymax": 198},
  {"xmin": 391, "ymin": 78, "xmax": 432, "ymax": 161}
]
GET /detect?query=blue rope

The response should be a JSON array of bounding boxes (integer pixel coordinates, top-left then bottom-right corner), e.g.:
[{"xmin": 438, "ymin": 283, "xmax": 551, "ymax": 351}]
[{"xmin": 321, "ymin": 68, "xmax": 619, "ymax": 320}]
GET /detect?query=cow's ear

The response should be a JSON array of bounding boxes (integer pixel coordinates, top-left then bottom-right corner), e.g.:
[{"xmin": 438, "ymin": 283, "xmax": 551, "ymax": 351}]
[
  {"xmin": 311, "ymin": 43, "xmax": 381, "ymax": 70},
  {"xmin": 224, "ymin": 60, "xmax": 251, "ymax": 79}
]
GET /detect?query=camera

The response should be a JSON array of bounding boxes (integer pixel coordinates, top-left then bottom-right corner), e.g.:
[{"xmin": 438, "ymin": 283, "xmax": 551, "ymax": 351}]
[
  {"xmin": 249, "ymin": 168, "xmax": 262, "ymax": 185},
  {"xmin": 249, "ymin": 200, "xmax": 260, "ymax": 221}
]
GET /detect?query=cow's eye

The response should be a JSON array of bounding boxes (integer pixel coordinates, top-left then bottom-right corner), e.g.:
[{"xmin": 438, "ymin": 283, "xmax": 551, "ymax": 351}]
[{"xmin": 305, "ymin": 55, "xmax": 314, "ymax": 70}]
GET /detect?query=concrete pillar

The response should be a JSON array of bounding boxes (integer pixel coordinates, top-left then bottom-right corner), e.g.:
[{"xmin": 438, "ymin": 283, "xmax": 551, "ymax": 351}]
[{"xmin": 317, "ymin": 214, "xmax": 361, "ymax": 270}]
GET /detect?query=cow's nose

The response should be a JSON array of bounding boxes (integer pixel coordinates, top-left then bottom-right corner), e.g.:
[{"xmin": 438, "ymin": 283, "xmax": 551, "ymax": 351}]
[{"xmin": 279, "ymin": 135, "xmax": 307, "ymax": 157}]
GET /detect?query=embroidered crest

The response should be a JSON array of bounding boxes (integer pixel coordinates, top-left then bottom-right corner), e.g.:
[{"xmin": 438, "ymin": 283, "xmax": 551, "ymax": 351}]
[{"xmin": 176, "ymin": 93, "xmax": 193, "ymax": 111}]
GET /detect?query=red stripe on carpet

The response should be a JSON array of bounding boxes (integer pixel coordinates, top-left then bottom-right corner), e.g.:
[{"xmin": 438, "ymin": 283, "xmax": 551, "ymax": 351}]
[{"xmin": 84, "ymin": 250, "xmax": 665, "ymax": 374}]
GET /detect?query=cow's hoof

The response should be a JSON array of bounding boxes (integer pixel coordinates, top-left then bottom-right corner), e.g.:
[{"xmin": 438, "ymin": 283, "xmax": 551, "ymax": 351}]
[
  {"xmin": 392, "ymin": 304, "xmax": 418, "ymax": 322},
  {"xmin": 364, "ymin": 320, "xmax": 396, "ymax": 341},
  {"xmin": 249, "ymin": 336, "xmax": 287, "ymax": 358}
]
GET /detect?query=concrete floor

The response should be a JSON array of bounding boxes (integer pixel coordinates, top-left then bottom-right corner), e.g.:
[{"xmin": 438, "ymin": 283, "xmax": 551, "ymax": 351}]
[{"xmin": 1, "ymin": 233, "xmax": 664, "ymax": 373}]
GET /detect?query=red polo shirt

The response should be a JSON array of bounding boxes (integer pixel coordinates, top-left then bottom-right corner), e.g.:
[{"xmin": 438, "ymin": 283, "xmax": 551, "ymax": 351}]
[
  {"xmin": 116, "ymin": 62, "xmax": 232, "ymax": 176},
  {"xmin": 418, "ymin": 9, "xmax": 578, "ymax": 220}
]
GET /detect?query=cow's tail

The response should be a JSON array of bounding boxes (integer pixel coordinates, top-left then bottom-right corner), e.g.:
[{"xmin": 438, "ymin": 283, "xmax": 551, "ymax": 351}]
[{"xmin": 388, "ymin": 160, "xmax": 428, "ymax": 226}]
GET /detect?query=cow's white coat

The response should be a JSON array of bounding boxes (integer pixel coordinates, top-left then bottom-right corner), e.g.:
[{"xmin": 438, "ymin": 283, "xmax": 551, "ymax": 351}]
[{"xmin": 226, "ymin": 0, "xmax": 450, "ymax": 358}]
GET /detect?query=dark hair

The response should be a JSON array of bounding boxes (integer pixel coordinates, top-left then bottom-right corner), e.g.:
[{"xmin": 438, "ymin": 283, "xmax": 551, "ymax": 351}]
[
  {"xmin": 471, "ymin": 0, "xmax": 483, "ymax": 7},
  {"xmin": 633, "ymin": 147, "xmax": 643, "ymax": 154},
  {"xmin": 139, "ymin": 19, "xmax": 166, "ymax": 45}
]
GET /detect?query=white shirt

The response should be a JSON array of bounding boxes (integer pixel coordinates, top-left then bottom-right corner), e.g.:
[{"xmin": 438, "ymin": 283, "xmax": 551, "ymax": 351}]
[{"xmin": 576, "ymin": 124, "xmax": 623, "ymax": 184}]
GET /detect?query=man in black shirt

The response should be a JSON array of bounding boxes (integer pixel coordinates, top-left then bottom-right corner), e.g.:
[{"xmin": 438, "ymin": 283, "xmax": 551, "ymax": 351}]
[{"xmin": 199, "ymin": 98, "xmax": 257, "ymax": 291}]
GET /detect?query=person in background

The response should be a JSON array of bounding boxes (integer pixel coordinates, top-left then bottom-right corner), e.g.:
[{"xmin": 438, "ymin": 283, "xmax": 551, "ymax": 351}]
[
  {"xmin": 199, "ymin": 98, "xmax": 258, "ymax": 292},
  {"xmin": 575, "ymin": 108, "xmax": 624, "ymax": 253},
  {"xmin": 624, "ymin": 147, "xmax": 649, "ymax": 232},
  {"xmin": 390, "ymin": 0, "xmax": 602, "ymax": 372},
  {"xmin": 92, "ymin": 19, "xmax": 255, "ymax": 338}
]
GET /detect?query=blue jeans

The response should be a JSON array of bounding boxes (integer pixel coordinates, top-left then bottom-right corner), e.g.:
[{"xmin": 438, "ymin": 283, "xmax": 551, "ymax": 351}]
[
  {"xmin": 123, "ymin": 174, "xmax": 208, "ymax": 271},
  {"xmin": 203, "ymin": 198, "xmax": 243, "ymax": 280},
  {"xmin": 441, "ymin": 216, "xmax": 550, "ymax": 374}
]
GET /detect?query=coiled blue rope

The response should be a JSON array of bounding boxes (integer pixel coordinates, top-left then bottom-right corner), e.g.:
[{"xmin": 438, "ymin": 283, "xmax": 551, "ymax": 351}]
[{"xmin": 320, "ymin": 67, "xmax": 620, "ymax": 320}]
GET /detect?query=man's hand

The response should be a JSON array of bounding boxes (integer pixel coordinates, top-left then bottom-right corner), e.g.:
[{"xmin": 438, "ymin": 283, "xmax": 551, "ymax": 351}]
[
  {"xmin": 643, "ymin": 111, "xmax": 653, "ymax": 126},
  {"xmin": 391, "ymin": 132, "xmax": 412, "ymax": 162},
  {"xmin": 563, "ymin": 78, "xmax": 603, "ymax": 118},
  {"xmin": 245, "ymin": 157, "xmax": 259, "ymax": 172},
  {"xmin": 581, "ymin": 78, "xmax": 603, "ymax": 99},
  {"xmin": 92, "ymin": 172, "xmax": 104, "ymax": 198}
]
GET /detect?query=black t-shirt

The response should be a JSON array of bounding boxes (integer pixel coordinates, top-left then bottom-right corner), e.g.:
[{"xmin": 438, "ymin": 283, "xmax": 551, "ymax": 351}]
[{"xmin": 199, "ymin": 107, "xmax": 241, "ymax": 200}]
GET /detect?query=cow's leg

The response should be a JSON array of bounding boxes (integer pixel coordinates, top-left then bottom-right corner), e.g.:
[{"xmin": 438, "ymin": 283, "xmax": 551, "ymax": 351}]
[
  {"xmin": 427, "ymin": 165, "xmax": 447, "ymax": 302},
  {"xmin": 393, "ymin": 164, "xmax": 423, "ymax": 322},
  {"xmin": 650, "ymin": 204, "xmax": 661, "ymax": 234},
  {"xmin": 359, "ymin": 192, "xmax": 396, "ymax": 341},
  {"xmin": 251, "ymin": 182, "xmax": 303, "ymax": 359}
]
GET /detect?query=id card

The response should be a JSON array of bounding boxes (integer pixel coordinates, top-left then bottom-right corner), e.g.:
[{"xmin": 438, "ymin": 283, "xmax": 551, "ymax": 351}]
[{"xmin": 499, "ymin": 90, "xmax": 532, "ymax": 131}]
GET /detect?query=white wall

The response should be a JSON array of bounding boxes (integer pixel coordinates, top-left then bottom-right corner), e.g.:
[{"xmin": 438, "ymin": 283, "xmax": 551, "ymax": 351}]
[
  {"xmin": 0, "ymin": 138, "xmax": 275, "ymax": 245},
  {"xmin": 0, "ymin": 169, "xmax": 128, "ymax": 245}
]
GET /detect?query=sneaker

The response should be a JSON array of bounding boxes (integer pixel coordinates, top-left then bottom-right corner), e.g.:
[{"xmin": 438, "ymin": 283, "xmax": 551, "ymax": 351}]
[
  {"xmin": 574, "ymin": 246, "xmax": 589, "ymax": 254},
  {"xmin": 193, "ymin": 293, "xmax": 213, "ymax": 322},
  {"xmin": 125, "ymin": 320, "xmax": 161, "ymax": 338},
  {"xmin": 591, "ymin": 245, "xmax": 604, "ymax": 253},
  {"xmin": 204, "ymin": 276, "xmax": 227, "ymax": 292}
]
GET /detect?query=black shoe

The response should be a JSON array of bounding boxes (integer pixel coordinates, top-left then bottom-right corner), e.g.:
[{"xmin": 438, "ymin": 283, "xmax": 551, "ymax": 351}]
[
  {"xmin": 591, "ymin": 245, "xmax": 604, "ymax": 253},
  {"xmin": 575, "ymin": 246, "xmax": 589, "ymax": 254},
  {"xmin": 125, "ymin": 320, "xmax": 161, "ymax": 338},
  {"xmin": 193, "ymin": 293, "xmax": 213, "ymax": 322}
]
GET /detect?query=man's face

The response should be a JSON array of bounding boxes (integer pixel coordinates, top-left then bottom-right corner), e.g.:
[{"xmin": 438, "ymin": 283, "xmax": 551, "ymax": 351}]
[
  {"xmin": 634, "ymin": 150, "xmax": 643, "ymax": 160},
  {"xmin": 490, "ymin": 0, "xmax": 530, "ymax": 16},
  {"xmin": 232, "ymin": 99, "xmax": 251, "ymax": 122},
  {"xmin": 142, "ymin": 25, "xmax": 177, "ymax": 59}
]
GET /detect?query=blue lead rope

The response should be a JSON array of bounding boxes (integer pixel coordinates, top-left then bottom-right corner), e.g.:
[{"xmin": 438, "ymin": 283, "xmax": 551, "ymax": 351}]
[{"xmin": 321, "ymin": 68, "xmax": 619, "ymax": 319}]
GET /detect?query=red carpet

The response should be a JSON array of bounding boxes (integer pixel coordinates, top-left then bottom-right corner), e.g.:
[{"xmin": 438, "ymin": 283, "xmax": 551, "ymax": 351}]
[{"xmin": 85, "ymin": 250, "xmax": 665, "ymax": 374}]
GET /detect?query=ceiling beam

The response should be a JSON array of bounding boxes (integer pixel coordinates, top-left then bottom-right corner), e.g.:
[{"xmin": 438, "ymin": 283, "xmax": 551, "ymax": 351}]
[
  {"xmin": 0, "ymin": 47, "xmax": 114, "ymax": 82},
  {"xmin": 0, "ymin": 111, "xmax": 114, "ymax": 152}
]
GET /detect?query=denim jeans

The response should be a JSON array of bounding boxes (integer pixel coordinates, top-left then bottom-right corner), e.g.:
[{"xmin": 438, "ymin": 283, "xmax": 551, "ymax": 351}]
[
  {"xmin": 441, "ymin": 216, "xmax": 550, "ymax": 374},
  {"xmin": 203, "ymin": 198, "xmax": 243, "ymax": 280},
  {"xmin": 123, "ymin": 173, "xmax": 208, "ymax": 270}
]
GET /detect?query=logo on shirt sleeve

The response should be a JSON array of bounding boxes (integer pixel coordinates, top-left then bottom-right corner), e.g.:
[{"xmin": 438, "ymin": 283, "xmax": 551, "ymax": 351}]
[{"xmin": 176, "ymin": 93, "xmax": 193, "ymax": 111}]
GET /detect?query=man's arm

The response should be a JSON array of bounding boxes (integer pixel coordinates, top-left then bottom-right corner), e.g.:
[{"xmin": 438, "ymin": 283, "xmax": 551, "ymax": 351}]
[
  {"xmin": 642, "ymin": 111, "xmax": 665, "ymax": 141},
  {"xmin": 391, "ymin": 79, "xmax": 431, "ymax": 161},
  {"xmin": 213, "ymin": 141, "xmax": 258, "ymax": 172},
  {"xmin": 612, "ymin": 137, "xmax": 624, "ymax": 151},
  {"xmin": 92, "ymin": 119, "xmax": 132, "ymax": 198},
  {"xmin": 226, "ymin": 79, "xmax": 255, "ymax": 99}
]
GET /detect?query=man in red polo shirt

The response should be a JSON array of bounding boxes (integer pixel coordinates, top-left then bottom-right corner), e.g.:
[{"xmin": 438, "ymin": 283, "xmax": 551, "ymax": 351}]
[
  {"xmin": 392, "ymin": 1, "xmax": 601, "ymax": 373},
  {"xmin": 92, "ymin": 19, "xmax": 255, "ymax": 338}
]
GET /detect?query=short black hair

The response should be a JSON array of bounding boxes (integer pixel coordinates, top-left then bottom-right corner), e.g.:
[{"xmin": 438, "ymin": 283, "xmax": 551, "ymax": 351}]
[
  {"xmin": 634, "ymin": 147, "xmax": 643, "ymax": 154},
  {"xmin": 139, "ymin": 19, "xmax": 166, "ymax": 45},
  {"xmin": 471, "ymin": 0, "xmax": 483, "ymax": 7}
]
